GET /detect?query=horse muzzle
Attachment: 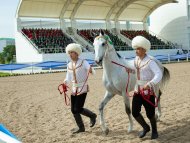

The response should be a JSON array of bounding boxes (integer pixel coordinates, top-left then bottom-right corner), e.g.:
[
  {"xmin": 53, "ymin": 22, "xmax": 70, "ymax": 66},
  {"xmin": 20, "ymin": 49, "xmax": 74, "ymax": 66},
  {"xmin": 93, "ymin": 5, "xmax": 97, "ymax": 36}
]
[{"xmin": 95, "ymin": 58, "xmax": 103, "ymax": 66}]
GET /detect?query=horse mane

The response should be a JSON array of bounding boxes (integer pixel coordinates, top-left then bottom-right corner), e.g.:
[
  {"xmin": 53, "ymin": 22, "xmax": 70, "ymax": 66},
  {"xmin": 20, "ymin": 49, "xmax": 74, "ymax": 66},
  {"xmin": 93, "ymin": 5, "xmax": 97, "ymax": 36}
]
[{"xmin": 116, "ymin": 52, "xmax": 122, "ymax": 59}]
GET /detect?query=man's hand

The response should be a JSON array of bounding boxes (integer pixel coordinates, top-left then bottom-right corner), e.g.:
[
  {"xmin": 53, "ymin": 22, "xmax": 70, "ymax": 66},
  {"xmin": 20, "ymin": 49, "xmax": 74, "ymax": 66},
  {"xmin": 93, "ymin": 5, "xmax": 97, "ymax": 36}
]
[
  {"xmin": 63, "ymin": 79, "xmax": 68, "ymax": 85},
  {"xmin": 89, "ymin": 67, "xmax": 96, "ymax": 75},
  {"xmin": 143, "ymin": 84, "xmax": 150, "ymax": 90},
  {"xmin": 89, "ymin": 67, "xmax": 92, "ymax": 73}
]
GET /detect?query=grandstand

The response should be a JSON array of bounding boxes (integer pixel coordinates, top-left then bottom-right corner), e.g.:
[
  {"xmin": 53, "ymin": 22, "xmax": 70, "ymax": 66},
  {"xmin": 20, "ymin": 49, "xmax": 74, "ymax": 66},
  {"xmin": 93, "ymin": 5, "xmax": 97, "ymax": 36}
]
[
  {"xmin": 15, "ymin": 0, "xmax": 179, "ymax": 63},
  {"xmin": 77, "ymin": 29, "xmax": 131, "ymax": 51},
  {"xmin": 22, "ymin": 28, "xmax": 73, "ymax": 53},
  {"xmin": 120, "ymin": 30, "xmax": 172, "ymax": 49}
]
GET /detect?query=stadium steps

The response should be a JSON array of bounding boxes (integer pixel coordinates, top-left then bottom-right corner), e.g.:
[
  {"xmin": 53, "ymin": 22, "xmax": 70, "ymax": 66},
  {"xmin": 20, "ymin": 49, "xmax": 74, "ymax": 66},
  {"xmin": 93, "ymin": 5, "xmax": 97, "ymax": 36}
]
[
  {"xmin": 110, "ymin": 28, "xmax": 132, "ymax": 46},
  {"xmin": 66, "ymin": 27, "xmax": 94, "ymax": 52}
]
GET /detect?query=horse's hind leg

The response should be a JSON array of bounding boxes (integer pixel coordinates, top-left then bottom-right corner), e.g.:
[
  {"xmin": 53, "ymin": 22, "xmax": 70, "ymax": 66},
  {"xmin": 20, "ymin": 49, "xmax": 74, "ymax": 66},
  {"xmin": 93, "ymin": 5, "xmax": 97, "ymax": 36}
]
[
  {"xmin": 99, "ymin": 91, "xmax": 114, "ymax": 135},
  {"xmin": 123, "ymin": 94, "xmax": 133, "ymax": 132},
  {"xmin": 156, "ymin": 90, "xmax": 162, "ymax": 121},
  {"xmin": 156, "ymin": 101, "xmax": 161, "ymax": 121}
]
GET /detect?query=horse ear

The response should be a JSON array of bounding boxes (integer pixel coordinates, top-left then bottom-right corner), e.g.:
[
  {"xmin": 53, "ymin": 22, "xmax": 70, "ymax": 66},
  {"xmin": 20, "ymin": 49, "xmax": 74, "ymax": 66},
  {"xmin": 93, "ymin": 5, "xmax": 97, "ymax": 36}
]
[
  {"xmin": 92, "ymin": 32, "xmax": 98, "ymax": 40},
  {"xmin": 100, "ymin": 29, "xmax": 104, "ymax": 36}
]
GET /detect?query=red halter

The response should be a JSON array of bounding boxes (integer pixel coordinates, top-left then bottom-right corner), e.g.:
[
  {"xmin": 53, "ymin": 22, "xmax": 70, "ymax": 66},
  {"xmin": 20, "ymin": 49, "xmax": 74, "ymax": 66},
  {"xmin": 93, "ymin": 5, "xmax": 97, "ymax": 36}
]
[
  {"xmin": 139, "ymin": 88, "xmax": 159, "ymax": 107},
  {"xmin": 58, "ymin": 83, "xmax": 70, "ymax": 106}
]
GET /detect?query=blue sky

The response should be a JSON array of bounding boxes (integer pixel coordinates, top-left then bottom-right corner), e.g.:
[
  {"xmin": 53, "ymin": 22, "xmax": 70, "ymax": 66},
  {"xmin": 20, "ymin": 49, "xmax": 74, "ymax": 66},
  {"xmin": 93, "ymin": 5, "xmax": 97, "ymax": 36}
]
[{"xmin": 0, "ymin": 0, "xmax": 20, "ymax": 38}]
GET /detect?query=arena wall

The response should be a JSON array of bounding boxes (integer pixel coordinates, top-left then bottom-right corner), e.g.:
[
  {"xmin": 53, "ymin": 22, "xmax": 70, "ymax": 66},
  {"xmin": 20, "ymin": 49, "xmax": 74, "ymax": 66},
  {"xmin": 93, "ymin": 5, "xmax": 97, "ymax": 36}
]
[
  {"xmin": 42, "ymin": 49, "xmax": 178, "ymax": 62},
  {"xmin": 15, "ymin": 31, "xmax": 42, "ymax": 63}
]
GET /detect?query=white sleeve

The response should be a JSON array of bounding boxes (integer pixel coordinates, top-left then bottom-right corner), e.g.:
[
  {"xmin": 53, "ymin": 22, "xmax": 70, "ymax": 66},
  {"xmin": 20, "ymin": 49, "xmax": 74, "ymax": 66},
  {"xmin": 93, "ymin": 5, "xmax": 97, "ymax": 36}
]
[
  {"xmin": 147, "ymin": 60, "xmax": 163, "ymax": 86},
  {"xmin": 64, "ymin": 65, "xmax": 72, "ymax": 84},
  {"xmin": 83, "ymin": 60, "xmax": 96, "ymax": 75},
  {"xmin": 83, "ymin": 60, "xmax": 91, "ymax": 70}
]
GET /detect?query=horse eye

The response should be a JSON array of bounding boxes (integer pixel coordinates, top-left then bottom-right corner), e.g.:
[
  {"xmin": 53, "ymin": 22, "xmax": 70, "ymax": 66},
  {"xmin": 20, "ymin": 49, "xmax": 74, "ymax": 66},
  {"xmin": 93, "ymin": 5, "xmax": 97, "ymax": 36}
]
[{"xmin": 102, "ymin": 43, "xmax": 106, "ymax": 47}]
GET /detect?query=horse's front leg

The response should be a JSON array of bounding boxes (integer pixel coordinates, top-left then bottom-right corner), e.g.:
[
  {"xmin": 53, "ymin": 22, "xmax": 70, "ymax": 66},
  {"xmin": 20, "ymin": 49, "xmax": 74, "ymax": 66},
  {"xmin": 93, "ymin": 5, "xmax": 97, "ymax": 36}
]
[
  {"xmin": 99, "ymin": 91, "xmax": 114, "ymax": 135},
  {"xmin": 123, "ymin": 92, "xmax": 133, "ymax": 133}
]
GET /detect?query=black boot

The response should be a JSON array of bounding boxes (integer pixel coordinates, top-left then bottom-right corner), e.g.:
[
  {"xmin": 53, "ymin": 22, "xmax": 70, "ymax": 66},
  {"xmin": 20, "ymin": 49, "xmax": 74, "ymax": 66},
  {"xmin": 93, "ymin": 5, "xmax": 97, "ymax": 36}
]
[
  {"xmin": 81, "ymin": 108, "xmax": 97, "ymax": 127},
  {"xmin": 72, "ymin": 114, "xmax": 85, "ymax": 134},
  {"xmin": 150, "ymin": 116, "xmax": 158, "ymax": 139},
  {"xmin": 135, "ymin": 114, "xmax": 150, "ymax": 138}
]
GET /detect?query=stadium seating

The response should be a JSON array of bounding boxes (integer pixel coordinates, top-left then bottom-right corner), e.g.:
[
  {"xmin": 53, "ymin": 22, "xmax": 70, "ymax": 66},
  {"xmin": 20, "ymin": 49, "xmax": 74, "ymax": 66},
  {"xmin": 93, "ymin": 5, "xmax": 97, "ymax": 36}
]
[
  {"xmin": 77, "ymin": 29, "xmax": 132, "ymax": 51},
  {"xmin": 120, "ymin": 30, "xmax": 172, "ymax": 49},
  {"xmin": 22, "ymin": 28, "xmax": 73, "ymax": 53},
  {"xmin": 22, "ymin": 28, "xmax": 174, "ymax": 53}
]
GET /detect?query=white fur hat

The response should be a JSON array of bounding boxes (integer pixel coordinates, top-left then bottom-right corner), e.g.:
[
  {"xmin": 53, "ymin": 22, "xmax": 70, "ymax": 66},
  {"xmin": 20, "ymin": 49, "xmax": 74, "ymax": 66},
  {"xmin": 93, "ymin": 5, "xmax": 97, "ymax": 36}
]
[
  {"xmin": 132, "ymin": 36, "xmax": 151, "ymax": 51},
  {"xmin": 65, "ymin": 43, "xmax": 82, "ymax": 56}
]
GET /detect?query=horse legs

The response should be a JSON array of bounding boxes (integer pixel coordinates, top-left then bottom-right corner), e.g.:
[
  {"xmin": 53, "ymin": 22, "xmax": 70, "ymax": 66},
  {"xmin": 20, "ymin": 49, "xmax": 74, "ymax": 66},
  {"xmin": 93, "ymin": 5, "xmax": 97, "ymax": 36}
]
[
  {"xmin": 123, "ymin": 94, "xmax": 133, "ymax": 132},
  {"xmin": 156, "ymin": 101, "xmax": 161, "ymax": 121},
  {"xmin": 99, "ymin": 91, "xmax": 114, "ymax": 135},
  {"xmin": 156, "ymin": 90, "xmax": 162, "ymax": 121}
]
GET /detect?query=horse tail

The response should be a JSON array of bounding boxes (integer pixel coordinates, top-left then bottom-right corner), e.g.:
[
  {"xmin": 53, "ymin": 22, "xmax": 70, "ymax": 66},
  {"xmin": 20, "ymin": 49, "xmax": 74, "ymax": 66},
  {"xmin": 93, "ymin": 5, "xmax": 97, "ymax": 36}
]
[{"xmin": 160, "ymin": 67, "xmax": 170, "ymax": 90}]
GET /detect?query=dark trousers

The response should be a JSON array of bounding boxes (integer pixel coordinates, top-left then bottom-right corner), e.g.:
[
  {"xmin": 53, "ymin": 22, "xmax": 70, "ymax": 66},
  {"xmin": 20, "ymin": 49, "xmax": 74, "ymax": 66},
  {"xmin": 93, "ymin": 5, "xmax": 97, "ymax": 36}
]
[
  {"xmin": 71, "ymin": 93, "xmax": 87, "ymax": 114},
  {"xmin": 132, "ymin": 93, "xmax": 155, "ymax": 119}
]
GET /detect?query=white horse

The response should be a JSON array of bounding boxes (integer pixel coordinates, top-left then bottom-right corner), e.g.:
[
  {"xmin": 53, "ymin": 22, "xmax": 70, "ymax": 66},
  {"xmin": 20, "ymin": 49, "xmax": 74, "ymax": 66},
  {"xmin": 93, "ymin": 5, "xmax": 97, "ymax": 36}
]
[{"xmin": 93, "ymin": 31, "xmax": 170, "ymax": 135}]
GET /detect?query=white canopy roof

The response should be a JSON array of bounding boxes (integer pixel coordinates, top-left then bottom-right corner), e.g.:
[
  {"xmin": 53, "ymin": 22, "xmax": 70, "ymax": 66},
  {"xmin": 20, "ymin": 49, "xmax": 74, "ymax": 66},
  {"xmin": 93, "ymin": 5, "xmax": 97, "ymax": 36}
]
[{"xmin": 17, "ymin": 0, "xmax": 177, "ymax": 22}]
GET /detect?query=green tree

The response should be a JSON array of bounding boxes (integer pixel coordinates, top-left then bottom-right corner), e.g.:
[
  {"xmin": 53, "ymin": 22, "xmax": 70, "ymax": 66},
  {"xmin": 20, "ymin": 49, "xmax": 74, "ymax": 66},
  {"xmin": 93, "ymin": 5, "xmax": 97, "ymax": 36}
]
[
  {"xmin": 0, "ymin": 53, "xmax": 5, "ymax": 64},
  {"xmin": 0, "ymin": 45, "xmax": 16, "ymax": 64}
]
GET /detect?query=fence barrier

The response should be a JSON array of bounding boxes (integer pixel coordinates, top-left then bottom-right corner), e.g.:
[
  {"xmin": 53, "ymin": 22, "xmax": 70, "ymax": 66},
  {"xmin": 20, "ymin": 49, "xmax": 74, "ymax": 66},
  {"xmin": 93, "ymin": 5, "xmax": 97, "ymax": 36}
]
[{"xmin": 0, "ymin": 54, "xmax": 189, "ymax": 74}]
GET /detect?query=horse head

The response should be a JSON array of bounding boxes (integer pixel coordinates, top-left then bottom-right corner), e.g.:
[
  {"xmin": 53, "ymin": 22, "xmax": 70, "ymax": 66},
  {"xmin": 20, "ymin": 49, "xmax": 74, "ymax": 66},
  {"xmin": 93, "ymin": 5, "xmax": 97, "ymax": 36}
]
[{"xmin": 93, "ymin": 30, "xmax": 113, "ymax": 65}]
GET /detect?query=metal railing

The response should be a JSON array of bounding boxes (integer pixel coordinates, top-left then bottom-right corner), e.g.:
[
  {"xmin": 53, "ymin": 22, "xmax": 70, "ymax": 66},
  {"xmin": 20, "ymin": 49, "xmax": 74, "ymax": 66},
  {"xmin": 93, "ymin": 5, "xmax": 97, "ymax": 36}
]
[
  {"xmin": 38, "ymin": 48, "xmax": 65, "ymax": 54},
  {"xmin": 26, "ymin": 44, "xmax": 179, "ymax": 54},
  {"xmin": 37, "ymin": 44, "xmax": 176, "ymax": 54},
  {"xmin": 114, "ymin": 46, "xmax": 133, "ymax": 51},
  {"xmin": 151, "ymin": 45, "xmax": 174, "ymax": 50},
  {"xmin": 114, "ymin": 44, "xmax": 175, "ymax": 51}
]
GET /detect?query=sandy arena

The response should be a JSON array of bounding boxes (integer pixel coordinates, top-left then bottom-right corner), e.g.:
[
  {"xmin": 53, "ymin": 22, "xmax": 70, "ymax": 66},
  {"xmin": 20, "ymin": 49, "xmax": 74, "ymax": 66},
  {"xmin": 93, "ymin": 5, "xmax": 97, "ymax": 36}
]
[{"xmin": 0, "ymin": 62, "xmax": 190, "ymax": 143}]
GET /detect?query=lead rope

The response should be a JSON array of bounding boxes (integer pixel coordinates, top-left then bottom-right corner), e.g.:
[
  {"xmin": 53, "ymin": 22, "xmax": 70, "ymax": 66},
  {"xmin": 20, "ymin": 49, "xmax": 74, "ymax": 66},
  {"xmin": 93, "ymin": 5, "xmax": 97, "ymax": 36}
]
[
  {"xmin": 140, "ymin": 89, "xmax": 159, "ymax": 107},
  {"xmin": 75, "ymin": 66, "xmax": 91, "ymax": 95},
  {"xmin": 58, "ymin": 83, "xmax": 70, "ymax": 106},
  {"xmin": 72, "ymin": 61, "xmax": 78, "ymax": 95},
  {"xmin": 136, "ymin": 58, "xmax": 141, "ymax": 92}
]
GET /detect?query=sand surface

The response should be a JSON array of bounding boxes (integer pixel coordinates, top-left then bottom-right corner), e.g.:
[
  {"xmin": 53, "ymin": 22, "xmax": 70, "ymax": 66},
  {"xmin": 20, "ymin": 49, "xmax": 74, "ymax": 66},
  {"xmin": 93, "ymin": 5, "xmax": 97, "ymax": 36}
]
[{"xmin": 0, "ymin": 62, "xmax": 190, "ymax": 143}]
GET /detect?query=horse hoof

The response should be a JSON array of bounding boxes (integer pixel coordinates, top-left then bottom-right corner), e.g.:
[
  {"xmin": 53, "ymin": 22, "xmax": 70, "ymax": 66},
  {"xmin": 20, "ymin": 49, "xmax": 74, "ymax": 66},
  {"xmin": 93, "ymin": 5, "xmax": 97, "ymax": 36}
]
[
  {"xmin": 128, "ymin": 126, "xmax": 133, "ymax": 133},
  {"xmin": 155, "ymin": 114, "xmax": 160, "ymax": 121},
  {"xmin": 103, "ymin": 128, "xmax": 109, "ymax": 135},
  {"xmin": 155, "ymin": 114, "xmax": 158, "ymax": 119}
]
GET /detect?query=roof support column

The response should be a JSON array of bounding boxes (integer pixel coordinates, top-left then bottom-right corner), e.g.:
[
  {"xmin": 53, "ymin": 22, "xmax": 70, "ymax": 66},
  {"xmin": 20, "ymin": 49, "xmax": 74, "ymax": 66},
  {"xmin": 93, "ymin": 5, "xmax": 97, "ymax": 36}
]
[
  {"xmin": 106, "ymin": 20, "xmax": 111, "ymax": 30},
  {"xmin": 60, "ymin": 19, "xmax": 66, "ymax": 31},
  {"xmin": 115, "ymin": 20, "xmax": 120, "ymax": 30},
  {"xmin": 143, "ymin": 23, "xmax": 149, "ymax": 31},
  {"xmin": 59, "ymin": 0, "xmax": 71, "ymax": 19},
  {"xmin": 143, "ymin": 20, "xmax": 149, "ymax": 31},
  {"xmin": 71, "ymin": 19, "xmax": 77, "ymax": 30},
  {"xmin": 16, "ymin": 18, "xmax": 22, "ymax": 32},
  {"xmin": 126, "ymin": 21, "xmax": 130, "ymax": 30}
]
